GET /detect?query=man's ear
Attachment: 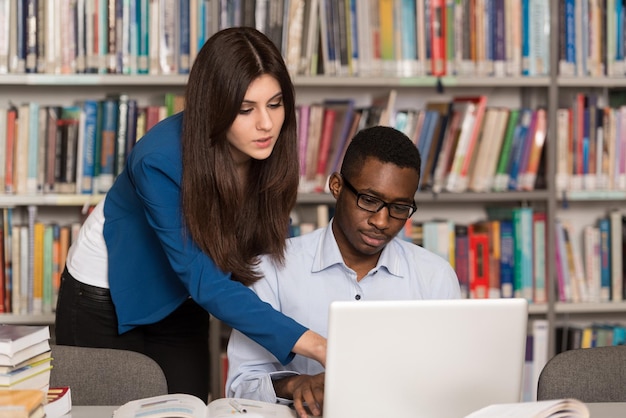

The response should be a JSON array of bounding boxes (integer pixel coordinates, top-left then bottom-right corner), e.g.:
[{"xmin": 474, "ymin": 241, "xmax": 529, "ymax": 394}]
[{"xmin": 328, "ymin": 172, "xmax": 342, "ymax": 198}]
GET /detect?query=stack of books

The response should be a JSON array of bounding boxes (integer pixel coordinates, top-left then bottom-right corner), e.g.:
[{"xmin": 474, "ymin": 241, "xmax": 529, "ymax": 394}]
[{"xmin": 0, "ymin": 325, "xmax": 52, "ymax": 393}]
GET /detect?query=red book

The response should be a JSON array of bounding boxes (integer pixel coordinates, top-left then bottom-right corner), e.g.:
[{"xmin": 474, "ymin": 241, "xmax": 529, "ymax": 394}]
[
  {"xmin": 468, "ymin": 229, "xmax": 490, "ymax": 299},
  {"xmin": 45, "ymin": 387, "xmax": 72, "ymax": 418},
  {"xmin": 430, "ymin": 0, "xmax": 446, "ymax": 76},
  {"xmin": 314, "ymin": 107, "xmax": 337, "ymax": 192},
  {"xmin": 4, "ymin": 106, "xmax": 18, "ymax": 194}
]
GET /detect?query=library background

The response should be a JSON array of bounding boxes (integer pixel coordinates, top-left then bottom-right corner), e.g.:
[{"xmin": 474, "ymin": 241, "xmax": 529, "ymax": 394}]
[{"xmin": 1, "ymin": 0, "xmax": 626, "ymax": 402}]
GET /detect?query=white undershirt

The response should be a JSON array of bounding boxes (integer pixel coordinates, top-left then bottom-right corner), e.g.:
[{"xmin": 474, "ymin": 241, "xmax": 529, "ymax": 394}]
[{"xmin": 66, "ymin": 197, "xmax": 110, "ymax": 288}]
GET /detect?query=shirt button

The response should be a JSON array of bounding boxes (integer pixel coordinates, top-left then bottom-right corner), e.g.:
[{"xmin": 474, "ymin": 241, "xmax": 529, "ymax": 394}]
[{"xmin": 355, "ymin": 294, "xmax": 361, "ymax": 300}]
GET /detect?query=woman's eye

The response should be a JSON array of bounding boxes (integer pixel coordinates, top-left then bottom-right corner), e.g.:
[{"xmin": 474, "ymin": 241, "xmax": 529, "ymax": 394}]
[
  {"xmin": 239, "ymin": 108, "xmax": 253, "ymax": 115},
  {"xmin": 268, "ymin": 101, "xmax": 283, "ymax": 109}
]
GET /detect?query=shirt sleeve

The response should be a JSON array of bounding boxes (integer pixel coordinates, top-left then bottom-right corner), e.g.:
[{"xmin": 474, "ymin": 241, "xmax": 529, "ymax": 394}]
[
  {"xmin": 226, "ymin": 257, "xmax": 300, "ymax": 402},
  {"xmin": 129, "ymin": 145, "xmax": 306, "ymax": 364}
]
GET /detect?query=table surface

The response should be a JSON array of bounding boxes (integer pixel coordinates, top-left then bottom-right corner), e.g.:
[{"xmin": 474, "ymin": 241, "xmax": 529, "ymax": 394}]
[{"xmin": 62, "ymin": 402, "xmax": 626, "ymax": 418}]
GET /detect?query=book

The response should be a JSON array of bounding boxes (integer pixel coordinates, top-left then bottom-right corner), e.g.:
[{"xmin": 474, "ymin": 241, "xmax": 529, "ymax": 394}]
[
  {"xmin": 43, "ymin": 387, "xmax": 71, "ymax": 418},
  {"xmin": 0, "ymin": 326, "xmax": 49, "ymax": 358},
  {"xmin": 0, "ymin": 340, "xmax": 51, "ymax": 368},
  {"xmin": 0, "ymin": 355, "xmax": 52, "ymax": 386},
  {"xmin": 0, "ymin": 389, "xmax": 45, "ymax": 418},
  {"xmin": 464, "ymin": 398, "xmax": 590, "ymax": 418},
  {"xmin": 445, "ymin": 95, "xmax": 488, "ymax": 192},
  {"xmin": 113, "ymin": 394, "xmax": 298, "ymax": 418}
]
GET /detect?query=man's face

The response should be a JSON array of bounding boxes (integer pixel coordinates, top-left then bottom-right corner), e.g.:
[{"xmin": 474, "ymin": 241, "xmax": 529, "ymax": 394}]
[{"xmin": 330, "ymin": 158, "xmax": 419, "ymax": 261}]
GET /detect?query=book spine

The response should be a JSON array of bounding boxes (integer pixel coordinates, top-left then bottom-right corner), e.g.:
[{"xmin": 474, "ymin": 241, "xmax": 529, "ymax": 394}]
[
  {"xmin": 297, "ymin": 104, "xmax": 310, "ymax": 183},
  {"xmin": 610, "ymin": 209, "xmax": 623, "ymax": 301},
  {"xmin": 4, "ymin": 107, "xmax": 17, "ymax": 194},
  {"xmin": 80, "ymin": 100, "xmax": 98, "ymax": 194},
  {"xmin": 15, "ymin": 103, "xmax": 30, "ymax": 194},
  {"xmin": 454, "ymin": 224, "xmax": 470, "ymax": 299},
  {"xmin": 75, "ymin": 0, "xmax": 86, "ymax": 73},
  {"xmin": 468, "ymin": 229, "xmax": 489, "ymax": 299},
  {"xmin": 532, "ymin": 211, "xmax": 547, "ymax": 304},
  {"xmin": 499, "ymin": 219, "xmax": 514, "ymax": 298},
  {"xmin": 114, "ymin": 93, "xmax": 129, "ymax": 177},
  {"xmin": 24, "ymin": 0, "xmax": 37, "ymax": 73},
  {"xmin": 512, "ymin": 207, "xmax": 533, "ymax": 301},
  {"xmin": 136, "ymin": 0, "xmax": 149, "ymax": 74},
  {"xmin": 430, "ymin": 0, "xmax": 446, "ymax": 76},
  {"xmin": 314, "ymin": 107, "xmax": 337, "ymax": 192},
  {"xmin": 26, "ymin": 101, "xmax": 40, "ymax": 194},
  {"xmin": 178, "ymin": 0, "xmax": 190, "ymax": 74},
  {"xmin": 98, "ymin": 98, "xmax": 118, "ymax": 193}
]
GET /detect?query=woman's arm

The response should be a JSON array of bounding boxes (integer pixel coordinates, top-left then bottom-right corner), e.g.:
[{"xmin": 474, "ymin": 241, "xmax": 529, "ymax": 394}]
[{"xmin": 292, "ymin": 330, "xmax": 327, "ymax": 367}]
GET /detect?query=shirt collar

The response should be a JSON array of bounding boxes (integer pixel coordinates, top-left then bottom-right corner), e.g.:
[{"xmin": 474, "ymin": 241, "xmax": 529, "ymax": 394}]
[{"xmin": 311, "ymin": 219, "xmax": 404, "ymax": 278}]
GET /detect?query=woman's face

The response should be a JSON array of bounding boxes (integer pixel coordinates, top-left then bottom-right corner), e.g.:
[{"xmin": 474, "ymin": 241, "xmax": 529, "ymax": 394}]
[{"xmin": 226, "ymin": 74, "xmax": 285, "ymax": 164}]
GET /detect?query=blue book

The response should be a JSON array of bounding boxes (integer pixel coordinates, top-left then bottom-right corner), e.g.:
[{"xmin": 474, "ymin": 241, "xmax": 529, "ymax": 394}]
[
  {"xmin": 493, "ymin": 0, "xmax": 506, "ymax": 75},
  {"xmin": 26, "ymin": 102, "xmax": 40, "ymax": 194},
  {"xmin": 612, "ymin": 325, "xmax": 626, "ymax": 345},
  {"xmin": 512, "ymin": 207, "xmax": 533, "ymax": 301},
  {"xmin": 348, "ymin": 0, "xmax": 359, "ymax": 73},
  {"xmin": 80, "ymin": 100, "xmax": 98, "ymax": 194},
  {"xmin": 417, "ymin": 111, "xmax": 440, "ymax": 184},
  {"xmin": 400, "ymin": 0, "xmax": 417, "ymax": 75},
  {"xmin": 136, "ymin": 0, "xmax": 149, "ymax": 74},
  {"xmin": 499, "ymin": 219, "xmax": 515, "ymax": 298},
  {"xmin": 582, "ymin": 108, "xmax": 590, "ymax": 174},
  {"xmin": 416, "ymin": 111, "xmax": 435, "ymax": 160},
  {"xmin": 565, "ymin": 0, "xmax": 576, "ymax": 73},
  {"xmin": 178, "ymin": 0, "xmax": 191, "ymax": 74},
  {"xmin": 617, "ymin": 0, "xmax": 625, "ymax": 65},
  {"xmin": 598, "ymin": 217, "xmax": 612, "ymax": 302},
  {"xmin": 521, "ymin": 0, "xmax": 530, "ymax": 75},
  {"xmin": 97, "ymin": 98, "xmax": 119, "ymax": 193},
  {"xmin": 507, "ymin": 109, "xmax": 532, "ymax": 190}
]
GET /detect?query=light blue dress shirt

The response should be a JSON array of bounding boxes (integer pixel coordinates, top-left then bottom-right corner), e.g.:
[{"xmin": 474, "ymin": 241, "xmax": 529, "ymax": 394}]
[{"xmin": 226, "ymin": 219, "xmax": 461, "ymax": 403}]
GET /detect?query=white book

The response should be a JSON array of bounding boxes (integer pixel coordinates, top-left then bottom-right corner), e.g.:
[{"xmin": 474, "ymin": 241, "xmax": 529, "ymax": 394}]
[
  {"xmin": 0, "ymin": 0, "xmax": 10, "ymax": 73},
  {"xmin": 610, "ymin": 209, "xmax": 623, "ymax": 302},
  {"xmin": 530, "ymin": 319, "xmax": 549, "ymax": 403},
  {"xmin": 465, "ymin": 398, "xmax": 589, "ymax": 418},
  {"xmin": 114, "ymin": 394, "xmax": 297, "ymax": 418},
  {"xmin": 0, "ymin": 107, "xmax": 6, "ymax": 191}
]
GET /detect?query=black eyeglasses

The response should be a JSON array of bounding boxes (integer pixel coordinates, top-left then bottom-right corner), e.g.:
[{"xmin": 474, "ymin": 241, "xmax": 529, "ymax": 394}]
[{"xmin": 341, "ymin": 177, "xmax": 417, "ymax": 220}]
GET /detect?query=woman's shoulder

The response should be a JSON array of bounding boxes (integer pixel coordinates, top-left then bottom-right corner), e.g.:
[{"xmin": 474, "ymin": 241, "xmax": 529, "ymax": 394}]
[{"xmin": 131, "ymin": 113, "xmax": 184, "ymax": 158}]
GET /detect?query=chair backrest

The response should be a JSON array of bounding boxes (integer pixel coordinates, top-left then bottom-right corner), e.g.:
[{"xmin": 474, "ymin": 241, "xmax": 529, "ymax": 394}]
[
  {"xmin": 537, "ymin": 346, "xmax": 626, "ymax": 402},
  {"xmin": 49, "ymin": 344, "xmax": 168, "ymax": 405}
]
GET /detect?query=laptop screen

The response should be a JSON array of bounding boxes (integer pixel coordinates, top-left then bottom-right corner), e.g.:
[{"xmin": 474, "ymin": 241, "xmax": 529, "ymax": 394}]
[{"xmin": 323, "ymin": 299, "xmax": 528, "ymax": 418}]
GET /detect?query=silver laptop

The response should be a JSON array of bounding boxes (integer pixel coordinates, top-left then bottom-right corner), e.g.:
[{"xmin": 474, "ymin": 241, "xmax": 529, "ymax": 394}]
[{"xmin": 323, "ymin": 298, "xmax": 528, "ymax": 418}]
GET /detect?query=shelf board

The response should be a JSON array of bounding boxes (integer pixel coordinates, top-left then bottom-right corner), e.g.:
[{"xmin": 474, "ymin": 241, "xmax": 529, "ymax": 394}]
[
  {"xmin": 0, "ymin": 194, "xmax": 105, "ymax": 207},
  {"xmin": 293, "ymin": 75, "xmax": 551, "ymax": 88},
  {"xmin": 558, "ymin": 190, "xmax": 626, "ymax": 202},
  {"xmin": 558, "ymin": 77, "xmax": 626, "ymax": 88},
  {"xmin": 0, "ymin": 314, "xmax": 55, "ymax": 325},
  {"xmin": 0, "ymin": 74, "xmax": 190, "ymax": 86},
  {"xmin": 297, "ymin": 190, "xmax": 551, "ymax": 204},
  {"xmin": 0, "ymin": 74, "xmax": 551, "ymax": 88},
  {"xmin": 554, "ymin": 302, "xmax": 626, "ymax": 314},
  {"xmin": 528, "ymin": 304, "xmax": 548, "ymax": 315}
]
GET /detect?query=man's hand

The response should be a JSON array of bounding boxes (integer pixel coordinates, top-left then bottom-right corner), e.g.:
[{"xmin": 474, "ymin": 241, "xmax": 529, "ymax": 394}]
[{"xmin": 273, "ymin": 373, "xmax": 325, "ymax": 418}]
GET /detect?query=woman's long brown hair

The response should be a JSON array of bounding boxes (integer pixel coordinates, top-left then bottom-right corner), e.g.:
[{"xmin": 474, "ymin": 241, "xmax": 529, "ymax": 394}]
[{"xmin": 181, "ymin": 27, "xmax": 299, "ymax": 286}]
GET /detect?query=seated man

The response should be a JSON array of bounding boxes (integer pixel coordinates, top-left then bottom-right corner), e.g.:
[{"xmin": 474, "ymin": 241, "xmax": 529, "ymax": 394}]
[{"xmin": 226, "ymin": 126, "xmax": 461, "ymax": 417}]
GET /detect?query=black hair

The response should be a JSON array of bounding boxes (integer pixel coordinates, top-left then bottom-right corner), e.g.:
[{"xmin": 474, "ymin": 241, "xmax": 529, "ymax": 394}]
[{"xmin": 340, "ymin": 125, "xmax": 421, "ymax": 180}]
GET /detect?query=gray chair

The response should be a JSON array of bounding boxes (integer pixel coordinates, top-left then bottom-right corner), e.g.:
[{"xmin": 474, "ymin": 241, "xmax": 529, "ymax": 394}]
[
  {"xmin": 49, "ymin": 344, "xmax": 168, "ymax": 405},
  {"xmin": 537, "ymin": 346, "xmax": 626, "ymax": 402}
]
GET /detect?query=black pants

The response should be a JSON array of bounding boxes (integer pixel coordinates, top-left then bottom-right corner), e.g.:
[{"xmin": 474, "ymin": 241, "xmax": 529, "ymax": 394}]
[{"xmin": 55, "ymin": 267, "xmax": 210, "ymax": 401}]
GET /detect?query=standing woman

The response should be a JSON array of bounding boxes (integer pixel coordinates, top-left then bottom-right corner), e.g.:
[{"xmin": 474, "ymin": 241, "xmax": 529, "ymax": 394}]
[{"xmin": 55, "ymin": 27, "xmax": 325, "ymax": 400}]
